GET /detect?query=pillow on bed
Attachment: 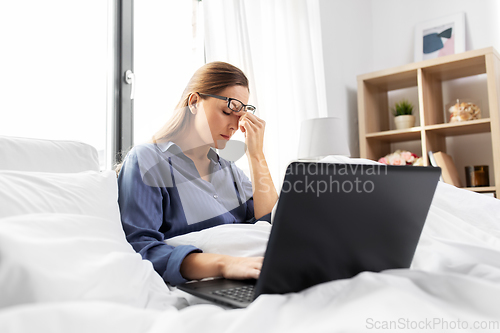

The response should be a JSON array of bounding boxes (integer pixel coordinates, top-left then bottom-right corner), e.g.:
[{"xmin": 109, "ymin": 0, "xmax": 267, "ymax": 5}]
[
  {"xmin": 0, "ymin": 167, "xmax": 179, "ymax": 310},
  {"xmin": 0, "ymin": 213, "xmax": 175, "ymax": 310},
  {"xmin": 0, "ymin": 135, "xmax": 99, "ymax": 173},
  {"xmin": 0, "ymin": 170, "xmax": 120, "ymax": 221},
  {"xmin": 166, "ymin": 221, "xmax": 271, "ymax": 257}
]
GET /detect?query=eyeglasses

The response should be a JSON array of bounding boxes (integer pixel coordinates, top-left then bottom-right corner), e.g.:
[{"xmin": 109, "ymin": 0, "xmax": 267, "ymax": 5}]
[{"xmin": 198, "ymin": 93, "xmax": 256, "ymax": 114}]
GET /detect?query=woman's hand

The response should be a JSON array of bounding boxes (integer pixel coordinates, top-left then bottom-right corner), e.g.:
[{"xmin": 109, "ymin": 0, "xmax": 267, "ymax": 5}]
[
  {"xmin": 180, "ymin": 253, "xmax": 263, "ymax": 281},
  {"xmin": 238, "ymin": 112, "xmax": 278, "ymax": 220},
  {"xmin": 220, "ymin": 255, "xmax": 264, "ymax": 280},
  {"xmin": 238, "ymin": 113, "xmax": 266, "ymax": 158}
]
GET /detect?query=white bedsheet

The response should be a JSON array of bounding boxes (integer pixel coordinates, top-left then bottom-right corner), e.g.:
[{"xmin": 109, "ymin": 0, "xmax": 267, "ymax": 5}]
[{"xmin": 1, "ymin": 179, "xmax": 500, "ymax": 332}]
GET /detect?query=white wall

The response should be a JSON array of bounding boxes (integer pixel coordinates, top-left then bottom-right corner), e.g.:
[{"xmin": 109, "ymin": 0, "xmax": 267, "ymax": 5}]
[
  {"xmin": 371, "ymin": 0, "xmax": 500, "ymax": 70},
  {"xmin": 319, "ymin": 0, "xmax": 372, "ymax": 157},
  {"xmin": 320, "ymin": 0, "xmax": 500, "ymax": 173}
]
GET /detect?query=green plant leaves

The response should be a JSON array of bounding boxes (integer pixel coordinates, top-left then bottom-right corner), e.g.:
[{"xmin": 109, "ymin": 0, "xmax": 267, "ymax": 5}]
[{"xmin": 392, "ymin": 99, "xmax": 414, "ymax": 116}]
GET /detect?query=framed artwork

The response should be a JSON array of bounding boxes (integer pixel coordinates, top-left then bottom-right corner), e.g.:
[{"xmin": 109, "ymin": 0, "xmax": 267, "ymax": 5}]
[{"xmin": 414, "ymin": 13, "xmax": 465, "ymax": 62}]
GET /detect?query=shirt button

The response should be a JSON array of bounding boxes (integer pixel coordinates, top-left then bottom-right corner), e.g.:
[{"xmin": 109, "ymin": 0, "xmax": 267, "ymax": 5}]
[{"xmin": 213, "ymin": 194, "xmax": 218, "ymax": 199}]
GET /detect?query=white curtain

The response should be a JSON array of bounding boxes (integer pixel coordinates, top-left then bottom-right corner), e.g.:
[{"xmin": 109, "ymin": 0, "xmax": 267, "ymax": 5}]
[{"xmin": 204, "ymin": 0, "xmax": 328, "ymax": 189}]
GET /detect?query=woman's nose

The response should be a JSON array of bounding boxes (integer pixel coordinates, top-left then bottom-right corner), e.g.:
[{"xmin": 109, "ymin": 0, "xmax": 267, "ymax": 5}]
[{"xmin": 230, "ymin": 113, "xmax": 240, "ymax": 131}]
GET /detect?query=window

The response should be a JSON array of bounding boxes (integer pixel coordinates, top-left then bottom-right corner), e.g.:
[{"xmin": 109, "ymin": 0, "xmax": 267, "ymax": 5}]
[{"xmin": 0, "ymin": 1, "xmax": 108, "ymax": 168}]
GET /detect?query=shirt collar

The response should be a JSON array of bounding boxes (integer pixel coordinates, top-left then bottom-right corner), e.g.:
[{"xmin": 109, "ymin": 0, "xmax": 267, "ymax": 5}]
[
  {"xmin": 156, "ymin": 140, "xmax": 180, "ymax": 154},
  {"xmin": 156, "ymin": 141, "xmax": 220, "ymax": 163},
  {"xmin": 207, "ymin": 147, "xmax": 220, "ymax": 163}
]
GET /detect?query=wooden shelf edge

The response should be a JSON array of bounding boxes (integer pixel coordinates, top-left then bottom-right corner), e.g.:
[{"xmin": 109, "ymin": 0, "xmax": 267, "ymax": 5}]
[
  {"xmin": 357, "ymin": 47, "xmax": 499, "ymax": 82},
  {"xmin": 425, "ymin": 118, "xmax": 490, "ymax": 129},
  {"xmin": 365, "ymin": 127, "xmax": 422, "ymax": 139},
  {"xmin": 364, "ymin": 119, "xmax": 491, "ymax": 141},
  {"xmin": 424, "ymin": 118, "xmax": 491, "ymax": 136},
  {"xmin": 461, "ymin": 186, "xmax": 496, "ymax": 193}
]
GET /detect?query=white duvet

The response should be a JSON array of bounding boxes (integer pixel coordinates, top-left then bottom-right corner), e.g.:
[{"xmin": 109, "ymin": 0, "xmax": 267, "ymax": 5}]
[{"xmin": 1, "ymin": 166, "xmax": 500, "ymax": 332}]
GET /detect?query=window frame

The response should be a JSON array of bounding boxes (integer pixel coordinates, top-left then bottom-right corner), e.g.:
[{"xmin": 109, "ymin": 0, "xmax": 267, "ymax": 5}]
[{"xmin": 106, "ymin": 0, "xmax": 134, "ymax": 169}]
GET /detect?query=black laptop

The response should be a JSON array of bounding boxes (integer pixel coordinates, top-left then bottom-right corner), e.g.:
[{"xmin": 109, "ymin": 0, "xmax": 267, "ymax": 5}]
[{"xmin": 177, "ymin": 162, "xmax": 441, "ymax": 308}]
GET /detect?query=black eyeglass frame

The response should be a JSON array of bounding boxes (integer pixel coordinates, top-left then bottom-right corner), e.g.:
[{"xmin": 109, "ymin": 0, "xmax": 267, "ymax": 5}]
[{"xmin": 198, "ymin": 93, "xmax": 256, "ymax": 114}]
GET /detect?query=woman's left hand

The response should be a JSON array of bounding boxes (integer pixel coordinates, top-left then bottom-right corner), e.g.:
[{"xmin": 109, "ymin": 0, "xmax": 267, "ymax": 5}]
[{"xmin": 238, "ymin": 112, "xmax": 266, "ymax": 158}]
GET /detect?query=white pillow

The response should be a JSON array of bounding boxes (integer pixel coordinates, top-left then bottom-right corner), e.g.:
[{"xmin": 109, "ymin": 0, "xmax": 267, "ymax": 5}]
[
  {"xmin": 0, "ymin": 213, "xmax": 176, "ymax": 310},
  {"xmin": 0, "ymin": 170, "xmax": 120, "ymax": 222},
  {"xmin": 0, "ymin": 135, "xmax": 99, "ymax": 172},
  {"xmin": 166, "ymin": 221, "xmax": 272, "ymax": 257}
]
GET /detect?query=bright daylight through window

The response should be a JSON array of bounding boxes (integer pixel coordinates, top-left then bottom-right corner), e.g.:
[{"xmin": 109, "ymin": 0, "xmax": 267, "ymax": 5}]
[{"xmin": 0, "ymin": 1, "xmax": 107, "ymax": 168}]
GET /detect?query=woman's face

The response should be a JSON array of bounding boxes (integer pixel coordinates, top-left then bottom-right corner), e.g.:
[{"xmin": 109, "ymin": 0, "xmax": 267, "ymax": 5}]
[{"xmin": 192, "ymin": 85, "xmax": 249, "ymax": 150}]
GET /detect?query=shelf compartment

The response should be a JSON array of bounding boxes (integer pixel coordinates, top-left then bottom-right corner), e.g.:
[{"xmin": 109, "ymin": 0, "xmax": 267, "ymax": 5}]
[
  {"xmin": 365, "ymin": 127, "xmax": 422, "ymax": 142},
  {"xmin": 359, "ymin": 69, "xmax": 419, "ymax": 134},
  {"xmin": 424, "ymin": 118, "xmax": 491, "ymax": 136},
  {"xmin": 423, "ymin": 55, "xmax": 487, "ymax": 81},
  {"xmin": 362, "ymin": 69, "xmax": 418, "ymax": 91}
]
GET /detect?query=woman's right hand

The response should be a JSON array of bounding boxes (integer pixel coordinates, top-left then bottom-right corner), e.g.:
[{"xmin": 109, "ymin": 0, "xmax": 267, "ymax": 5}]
[
  {"xmin": 180, "ymin": 253, "xmax": 263, "ymax": 281},
  {"xmin": 220, "ymin": 255, "xmax": 263, "ymax": 280}
]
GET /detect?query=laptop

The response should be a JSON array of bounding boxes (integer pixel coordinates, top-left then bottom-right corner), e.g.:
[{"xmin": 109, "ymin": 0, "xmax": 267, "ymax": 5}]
[{"xmin": 177, "ymin": 162, "xmax": 441, "ymax": 308}]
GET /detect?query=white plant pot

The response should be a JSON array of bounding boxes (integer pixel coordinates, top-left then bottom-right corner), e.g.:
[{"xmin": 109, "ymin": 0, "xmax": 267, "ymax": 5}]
[{"xmin": 394, "ymin": 115, "xmax": 415, "ymax": 130}]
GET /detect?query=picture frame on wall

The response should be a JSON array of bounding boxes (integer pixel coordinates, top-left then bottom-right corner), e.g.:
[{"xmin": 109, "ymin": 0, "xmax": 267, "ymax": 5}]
[{"xmin": 414, "ymin": 13, "xmax": 466, "ymax": 62}]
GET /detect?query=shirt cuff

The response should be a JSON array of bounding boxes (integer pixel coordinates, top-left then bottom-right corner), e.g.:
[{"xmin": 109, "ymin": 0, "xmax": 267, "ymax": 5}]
[
  {"xmin": 258, "ymin": 212, "xmax": 272, "ymax": 223},
  {"xmin": 163, "ymin": 245, "xmax": 202, "ymax": 286},
  {"xmin": 245, "ymin": 212, "xmax": 272, "ymax": 224}
]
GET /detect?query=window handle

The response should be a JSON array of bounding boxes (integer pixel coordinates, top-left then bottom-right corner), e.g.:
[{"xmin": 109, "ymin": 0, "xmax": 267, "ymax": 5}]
[{"xmin": 124, "ymin": 70, "xmax": 135, "ymax": 100}]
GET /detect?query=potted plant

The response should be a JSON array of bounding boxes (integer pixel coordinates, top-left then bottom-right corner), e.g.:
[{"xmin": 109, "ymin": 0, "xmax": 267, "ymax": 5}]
[{"xmin": 392, "ymin": 99, "xmax": 415, "ymax": 130}]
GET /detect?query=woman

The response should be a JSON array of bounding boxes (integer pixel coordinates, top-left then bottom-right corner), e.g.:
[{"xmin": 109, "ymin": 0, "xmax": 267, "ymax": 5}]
[{"xmin": 117, "ymin": 61, "xmax": 278, "ymax": 286}]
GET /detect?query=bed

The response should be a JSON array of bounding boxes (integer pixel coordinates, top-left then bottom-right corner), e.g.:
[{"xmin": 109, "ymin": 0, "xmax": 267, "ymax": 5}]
[{"xmin": 1, "ymin": 135, "xmax": 500, "ymax": 332}]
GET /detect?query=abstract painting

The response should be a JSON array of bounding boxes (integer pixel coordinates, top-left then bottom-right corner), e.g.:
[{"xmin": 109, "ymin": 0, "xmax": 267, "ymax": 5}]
[{"xmin": 414, "ymin": 13, "xmax": 465, "ymax": 62}]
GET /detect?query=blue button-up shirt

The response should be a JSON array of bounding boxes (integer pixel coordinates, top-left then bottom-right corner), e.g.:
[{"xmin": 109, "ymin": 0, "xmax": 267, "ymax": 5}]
[{"xmin": 117, "ymin": 141, "xmax": 270, "ymax": 286}]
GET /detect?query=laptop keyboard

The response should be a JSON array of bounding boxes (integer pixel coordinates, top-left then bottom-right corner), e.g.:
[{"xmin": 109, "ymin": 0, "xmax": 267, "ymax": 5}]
[{"xmin": 210, "ymin": 285, "xmax": 255, "ymax": 303}]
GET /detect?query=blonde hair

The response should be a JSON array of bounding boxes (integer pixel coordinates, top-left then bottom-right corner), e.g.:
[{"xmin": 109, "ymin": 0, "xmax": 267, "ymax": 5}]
[{"xmin": 115, "ymin": 61, "xmax": 249, "ymax": 175}]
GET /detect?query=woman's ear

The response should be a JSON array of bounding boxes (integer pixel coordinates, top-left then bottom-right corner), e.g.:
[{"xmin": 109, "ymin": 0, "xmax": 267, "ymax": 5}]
[{"xmin": 188, "ymin": 93, "xmax": 199, "ymax": 114}]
